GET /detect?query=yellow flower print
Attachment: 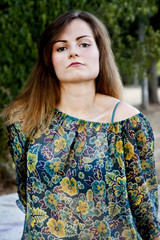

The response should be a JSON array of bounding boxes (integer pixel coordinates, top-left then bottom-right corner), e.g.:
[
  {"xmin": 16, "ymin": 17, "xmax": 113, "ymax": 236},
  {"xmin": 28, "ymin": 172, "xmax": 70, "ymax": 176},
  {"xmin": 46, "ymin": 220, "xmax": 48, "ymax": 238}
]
[
  {"xmin": 52, "ymin": 175, "xmax": 60, "ymax": 184},
  {"xmin": 45, "ymin": 128, "xmax": 50, "ymax": 135},
  {"xmin": 97, "ymin": 222, "xmax": 108, "ymax": 234},
  {"xmin": 60, "ymin": 177, "xmax": 78, "ymax": 196},
  {"xmin": 27, "ymin": 204, "xmax": 36, "ymax": 227},
  {"xmin": 27, "ymin": 153, "xmax": 37, "ymax": 172},
  {"xmin": 122, "ymin": 228, "xmax": 137, "ymax": 240},
  {"xmin": 74, "ymin": 219, "xmax": 79, "ymax": 225},
  {"xmin": 110, "ymin": 124, "xmax": 119, "ymax": 134},
  {"xmin": 133, "ymin": 167, "xmax": 140, "ymax": 175},
  {"xmin": 135, "ymin": 177, "xmax": 141, "ymax": 183},
  {"xmin": 99, "ymin": 159, "xmax": 103, "ymax": 165},
  {"xmin": 50, "ymin": 161, "xmax": 61, "ymax": 173},
  {"xmin": 48, "ymin": 194, "xmax": 58, "ymax": 207},
  {"xmin": 146, "ymin": 176, "xmax": 158, "ymax": 190},
  {"xmin": 83, "ymin": 157, "xmax": 92, "ymax": 163},
  {"xmin": 84, "ymin": 164, "xmax": 89, "ymax": 170},
  {"xmin": 151, "ymin": 141, "xmax": 154, "ymax": 151},
  {"xmin": 58, "ymin": 125, "xmax": 65, "ymax": 135},
  {"xmin": 69, "ymin": 150, "xmax": 74, "ymax": 159},
  {"xmin": 96, "ymin": 202, "xmax": 101, "ymax": 208},
  {"xmin": 141, "ymin": 208, "xmax": 147, "ymax": 213},
  {"xmin": 124, "ymin": 142, "xmax": 134, "ymax": 160},
  {"xmin": 141, "ymin": 161, "xmax": 150, "ymax": 171},
  {"xmin": 47, "ymin": 219, "xmax": 65, "ymax": 238},
  {"xmin": 115, "ymin": 140, "xmax": 123, "ymax": 154},
  {"xmin": 87, "ymin": 189, "xmax": 93, "ymax": 201},
  {"xmin": 138, "ymin": 184, "xmax": 146, "ymax": 193},
  {"xmin": 128, "ymin": 190, "xmax": 143, "ymax": 206},
  {"xmin": 117, "ymin": 156, "xmax": 124, "ymax": 168},
  {"xmin": 76, "ymin": 200, "xmax": 89, "ymax": 215},
  {"xmin": 95, "ymin": 124, "xmax": 102, "ymax": 131},
  {"xmin": 97, "ymin": 184, "xmax": 105, "ymax": 196},
  {"xmin": 137, "ymin": 132, "xmax": 146, "ymax": 143},
  {"xmin": 76, "ymin": 141, "xmax": 85, "ymax": 153},
  {"xmin": 27, "ymin": 205, "xmax": 48, "ymax": 228},
  {"xmin": 77, "ymin": 123, "xmax": 87, "ymax": 133},
  {"xmin": 108, "ymin": 201, "xmax": 121, "ymax": 216},
  {"xmin": 143, "ymin": 145, "xmax": 148, "ymax": 152},
  {"xmin": 78, "ymin": 172, "xmax": 85, "ymax": 179},
  {"xmin": 117, "ymin": 176, "xmax": 126, "ymax": 185},
  {"xmin": 113, "ymin": 177, "xmax": 127, "ymax": 198},
  {"xmin": 54, "ymin": 137, "xmax": 66, "ymax": 152},
  {"xmin": 99, "ymin": 152, "xmax": 105, "ymax": 158},
  {"xmin": 154, "ymin": 190, "xmax": 158, "ymax": 198},
  {"xmin": 95, "ymin": 140, "xmax": 100, "ymax": 146},
  {"xmin": 33, "ymin": 208, "xmax": 48, "ymax": 224},
  {"xmin": 131, "ymin": 116, "xmax": 139, "ymax": 128},
  {"xmin": 16, "ymin": 141, "xmax": 22, "ymax": 154}
]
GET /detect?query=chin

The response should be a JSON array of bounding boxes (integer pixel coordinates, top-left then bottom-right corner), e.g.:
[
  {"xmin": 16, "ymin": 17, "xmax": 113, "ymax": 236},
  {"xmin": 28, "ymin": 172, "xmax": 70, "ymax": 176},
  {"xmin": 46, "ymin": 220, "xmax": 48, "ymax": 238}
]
[
  {"xmin": 60, "ymin": 74, "xmax": 98, "ymax": 83},
  {"xmin": 62, "ymin": 78, "xmax": 95, "ymax": 83}
]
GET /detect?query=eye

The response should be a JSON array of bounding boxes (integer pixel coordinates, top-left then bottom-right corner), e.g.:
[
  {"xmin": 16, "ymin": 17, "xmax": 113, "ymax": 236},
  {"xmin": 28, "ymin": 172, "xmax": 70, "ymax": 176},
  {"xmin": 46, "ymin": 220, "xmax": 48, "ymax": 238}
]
[
  {"xmin": 57, "ymin": 46, "xmax": 67, "ymax": 52},
  {"xmin": 79, "ymin": 43, "xmax": 91, "ymax": 48}
]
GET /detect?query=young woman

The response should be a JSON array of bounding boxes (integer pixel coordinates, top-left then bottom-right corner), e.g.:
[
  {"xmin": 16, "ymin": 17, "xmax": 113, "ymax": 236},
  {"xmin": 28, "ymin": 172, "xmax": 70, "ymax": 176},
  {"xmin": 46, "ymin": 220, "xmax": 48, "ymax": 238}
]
[{"xmin": 2, "ymin": 11, "xmax": 160, "ymax": 240}]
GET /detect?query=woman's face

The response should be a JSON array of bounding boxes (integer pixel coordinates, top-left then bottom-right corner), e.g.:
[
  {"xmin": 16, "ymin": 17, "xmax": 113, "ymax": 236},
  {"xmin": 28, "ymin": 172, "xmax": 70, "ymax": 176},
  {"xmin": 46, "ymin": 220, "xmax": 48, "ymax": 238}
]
[{"xmin": 52, "ymin": 19, "xmax": 99, "ymax": 84}]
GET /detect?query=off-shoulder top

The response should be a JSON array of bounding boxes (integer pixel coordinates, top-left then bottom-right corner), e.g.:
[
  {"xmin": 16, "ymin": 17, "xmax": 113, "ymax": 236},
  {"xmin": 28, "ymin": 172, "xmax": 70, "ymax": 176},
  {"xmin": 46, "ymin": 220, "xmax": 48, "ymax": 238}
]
[{"xmin": 6, "ymin": 108, "xmax": 160, "ymax": 240}]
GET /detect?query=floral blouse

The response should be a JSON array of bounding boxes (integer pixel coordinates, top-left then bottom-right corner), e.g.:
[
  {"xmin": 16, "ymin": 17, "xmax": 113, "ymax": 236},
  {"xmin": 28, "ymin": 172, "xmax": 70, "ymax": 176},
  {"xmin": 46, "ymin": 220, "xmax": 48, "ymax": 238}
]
[{"xmin": 7, "ymin": 109, "xmax": 160, "ymax": 240}]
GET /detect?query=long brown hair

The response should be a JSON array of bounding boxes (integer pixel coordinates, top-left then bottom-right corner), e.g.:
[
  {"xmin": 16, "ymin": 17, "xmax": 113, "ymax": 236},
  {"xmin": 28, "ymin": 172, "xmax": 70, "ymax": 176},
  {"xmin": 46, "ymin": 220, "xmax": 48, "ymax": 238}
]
[{"xmin": 1, "ymin": 11, "xmax": 123, "ymax": 136}]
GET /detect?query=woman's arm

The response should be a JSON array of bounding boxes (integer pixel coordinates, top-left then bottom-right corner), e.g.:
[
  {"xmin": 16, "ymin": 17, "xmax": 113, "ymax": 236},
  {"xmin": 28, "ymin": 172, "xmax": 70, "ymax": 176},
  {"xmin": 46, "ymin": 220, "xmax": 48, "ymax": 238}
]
[
  {"xmin": 6, "ymin": 122, "xmax": 27, "ymax": 212},
  {"xmin": 153, "ymin": 237, "xmax": 160, "ymax": 240},
  {"xmin": 123, "ymin": 114, "xmax": 160, "ymax": 239}
]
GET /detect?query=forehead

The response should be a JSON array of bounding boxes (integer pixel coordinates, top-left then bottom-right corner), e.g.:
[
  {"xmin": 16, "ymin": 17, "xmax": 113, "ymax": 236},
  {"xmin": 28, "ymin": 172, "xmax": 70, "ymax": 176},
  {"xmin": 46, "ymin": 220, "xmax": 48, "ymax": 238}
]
[{"xmin": 57, "ymin": 19, "xmax": 94, "ymax": 39}]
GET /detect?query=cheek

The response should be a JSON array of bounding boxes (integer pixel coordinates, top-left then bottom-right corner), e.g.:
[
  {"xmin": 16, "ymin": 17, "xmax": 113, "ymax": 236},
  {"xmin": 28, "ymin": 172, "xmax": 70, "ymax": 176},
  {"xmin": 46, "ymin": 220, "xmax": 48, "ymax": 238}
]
[
  {"xmin": 52, "ymin": 54, "xmax": 62, "ymax": 74},
  {"xmin": 52, "ymin": 54, "xmax": 57, "ymax": 69},
  {"xmin": 94, "ymin": 48, "xmax": 100, "ymax": 61},
  {"xmin": 87, "ymin": 47, "xmax": 99, "ymax": 64},
  {"xmin": 92, "ymin": 50, "xmax": 100, "ymax": 76},
  {"xmin": 51, "ymin": 57, "xmax": 61, "ymax": 81},
  {"xmin": 91, "ymin": 49, "xmax": 99, "ymax": 69}
]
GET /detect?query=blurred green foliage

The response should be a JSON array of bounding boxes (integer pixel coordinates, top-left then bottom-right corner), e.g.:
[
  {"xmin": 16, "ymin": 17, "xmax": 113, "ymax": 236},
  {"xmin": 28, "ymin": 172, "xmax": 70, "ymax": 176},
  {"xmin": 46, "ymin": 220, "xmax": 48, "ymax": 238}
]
[
  {"xmin": 157, "ymin": 61, "xmax": 160, "ymax": 75},
  {"xmin": 0, "ymin": 0, "xmax": 160, "ymax": 184}
]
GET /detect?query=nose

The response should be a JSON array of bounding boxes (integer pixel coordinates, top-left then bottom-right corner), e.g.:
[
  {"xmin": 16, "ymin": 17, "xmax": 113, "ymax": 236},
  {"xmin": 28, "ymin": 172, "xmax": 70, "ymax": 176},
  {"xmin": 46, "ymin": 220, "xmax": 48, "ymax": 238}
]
[
  {"xmin": 68, "ymin": 46, "xmax": 79, "ymax": 58},
  {"xmin": 69, "ymin": 52, "xmax": 79, "ymax": 58}
]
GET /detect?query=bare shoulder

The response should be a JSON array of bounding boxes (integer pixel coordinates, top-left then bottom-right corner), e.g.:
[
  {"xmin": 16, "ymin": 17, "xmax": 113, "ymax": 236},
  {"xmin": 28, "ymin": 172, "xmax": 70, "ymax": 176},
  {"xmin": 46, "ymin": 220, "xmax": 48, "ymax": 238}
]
[
  {"xmin": 113, "ymin": 101, "xmax": 140, "ymax": 122},
  {"xmin": 95, "ymin": 94, "xmax": 140, "ymax": 122}
]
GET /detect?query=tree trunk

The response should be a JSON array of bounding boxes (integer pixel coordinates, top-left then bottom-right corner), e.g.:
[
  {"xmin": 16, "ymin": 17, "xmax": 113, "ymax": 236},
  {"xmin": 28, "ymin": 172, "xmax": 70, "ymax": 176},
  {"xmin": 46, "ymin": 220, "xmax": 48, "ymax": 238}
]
[
  {"xmin": 133, "ymin": 64, "xmax": 139, "ymax": 87},
  {"xmin": 141, "ymin": 73, "xmax": 149, "ymax": 110},
  {"xmin": 148, "ymin": 60, "xmax": 159, "ymax": 103},
  {"xmin": 138, "ymin": 22, "xmax": 149, "ymax": 110}
]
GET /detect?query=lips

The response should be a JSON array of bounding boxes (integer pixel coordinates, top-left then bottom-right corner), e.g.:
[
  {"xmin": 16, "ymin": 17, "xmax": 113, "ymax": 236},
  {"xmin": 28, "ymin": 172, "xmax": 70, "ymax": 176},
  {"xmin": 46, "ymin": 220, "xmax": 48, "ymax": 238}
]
[{"xmin": 68, "ymin": 62, "xmax": 84, "ymax": 67}]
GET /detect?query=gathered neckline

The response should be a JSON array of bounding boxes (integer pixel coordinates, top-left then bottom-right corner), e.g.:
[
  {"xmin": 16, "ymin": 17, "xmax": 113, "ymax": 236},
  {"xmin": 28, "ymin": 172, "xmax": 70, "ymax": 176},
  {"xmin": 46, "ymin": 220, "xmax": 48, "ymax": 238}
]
[{"xmin": 54, "ymin": 108, "xmax": 143, "ymax": 126}]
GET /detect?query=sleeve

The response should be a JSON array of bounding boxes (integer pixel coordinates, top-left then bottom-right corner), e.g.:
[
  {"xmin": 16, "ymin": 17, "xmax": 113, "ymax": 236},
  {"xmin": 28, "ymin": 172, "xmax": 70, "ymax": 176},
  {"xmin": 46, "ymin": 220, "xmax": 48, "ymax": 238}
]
[
  {"xmin": 6, "ymin": 122, "xmax": 27, "ymax": 213},
  {"xmin": 123, "ymin": 114, "xmax": 160, "ymax": 240}
]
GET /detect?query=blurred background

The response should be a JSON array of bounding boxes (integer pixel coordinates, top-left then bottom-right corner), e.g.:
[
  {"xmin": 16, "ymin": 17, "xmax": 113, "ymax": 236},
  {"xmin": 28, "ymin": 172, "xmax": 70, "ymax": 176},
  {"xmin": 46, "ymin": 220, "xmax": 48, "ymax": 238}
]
[{"xmin": 0, "ymin": 0, "xmax": 160, "ymax": 195}]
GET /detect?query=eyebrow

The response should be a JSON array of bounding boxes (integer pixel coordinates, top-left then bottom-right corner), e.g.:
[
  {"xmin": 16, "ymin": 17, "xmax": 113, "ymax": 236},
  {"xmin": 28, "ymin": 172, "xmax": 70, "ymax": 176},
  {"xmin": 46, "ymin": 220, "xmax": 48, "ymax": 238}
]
[{"xmin": 54, "ymin": 35, "xmax": 92, "ymax": 44}]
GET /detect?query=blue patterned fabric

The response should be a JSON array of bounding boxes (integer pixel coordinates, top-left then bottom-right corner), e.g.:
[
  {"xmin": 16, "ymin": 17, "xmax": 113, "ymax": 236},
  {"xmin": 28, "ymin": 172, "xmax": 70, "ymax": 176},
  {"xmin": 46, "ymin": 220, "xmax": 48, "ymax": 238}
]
[{"xmin": 6, "ymin": 109, "xmax": 160, "ymax": 239}]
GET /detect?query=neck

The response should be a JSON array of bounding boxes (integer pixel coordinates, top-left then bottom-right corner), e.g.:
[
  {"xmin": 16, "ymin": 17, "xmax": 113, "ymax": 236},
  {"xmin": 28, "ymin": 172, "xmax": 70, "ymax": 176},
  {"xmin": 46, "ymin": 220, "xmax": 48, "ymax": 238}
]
[{"xmin": 56, "ymin": 81, "xmax": 97, "ymax": 118}]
